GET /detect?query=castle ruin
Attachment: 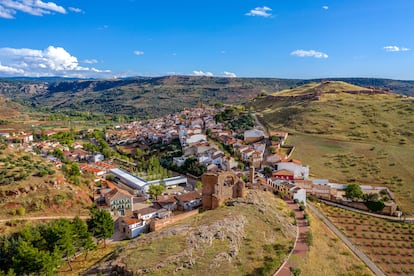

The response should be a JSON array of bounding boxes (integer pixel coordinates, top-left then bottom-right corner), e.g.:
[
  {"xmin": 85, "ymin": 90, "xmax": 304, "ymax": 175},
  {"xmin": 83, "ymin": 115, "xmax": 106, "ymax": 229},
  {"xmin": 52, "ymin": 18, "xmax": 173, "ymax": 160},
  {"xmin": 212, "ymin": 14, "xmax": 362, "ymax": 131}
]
[{"xmin": 201, "ymin": 172, "xmax": 246, "ymax": 210}]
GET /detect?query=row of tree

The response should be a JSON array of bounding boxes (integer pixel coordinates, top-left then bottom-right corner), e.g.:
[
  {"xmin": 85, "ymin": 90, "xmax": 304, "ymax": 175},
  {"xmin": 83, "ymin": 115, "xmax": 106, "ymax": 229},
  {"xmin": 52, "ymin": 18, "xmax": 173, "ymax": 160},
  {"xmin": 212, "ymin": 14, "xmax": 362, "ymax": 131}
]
[{"xmin": 0, "ymin": 206, "xmax": 113, "ymax": 275}]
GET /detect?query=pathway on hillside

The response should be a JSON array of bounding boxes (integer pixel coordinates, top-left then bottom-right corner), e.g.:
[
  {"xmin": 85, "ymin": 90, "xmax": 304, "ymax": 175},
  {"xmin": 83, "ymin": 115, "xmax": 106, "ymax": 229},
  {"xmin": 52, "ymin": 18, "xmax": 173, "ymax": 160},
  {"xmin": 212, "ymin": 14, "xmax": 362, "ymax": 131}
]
[
  {"xmin": 275, "ymin": 200, "xmax": 308, "ymax": 276},
  {"xmin": 253, "ymin": 112, "xmax": 269, "ymax": 138},
  {"xmin": 0, "ymin": 215, "xmax": 89, "ymax": 223},
  {"xmin": 308, "ymin": 204, "xmax": 386, "ymax": 276}
]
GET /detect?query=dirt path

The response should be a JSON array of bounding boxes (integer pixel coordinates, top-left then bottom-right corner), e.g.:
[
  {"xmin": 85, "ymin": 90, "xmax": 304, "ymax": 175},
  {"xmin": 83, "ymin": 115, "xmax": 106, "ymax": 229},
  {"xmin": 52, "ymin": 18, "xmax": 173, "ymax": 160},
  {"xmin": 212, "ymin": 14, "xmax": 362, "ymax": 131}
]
[
  {"xmin": 253, "ymin": 112, "xmax": 269, "ymax": 138},
  {"xmin": 308, "ymin": 204, "xmax": 386, "ymax": 276},
  {"xmin": 275, "ymin": 200, "xmax": 308, "ymax": 276},
  {"xmin": 0, "ymin": 215, "xmax": 89, "ymax": 223}
]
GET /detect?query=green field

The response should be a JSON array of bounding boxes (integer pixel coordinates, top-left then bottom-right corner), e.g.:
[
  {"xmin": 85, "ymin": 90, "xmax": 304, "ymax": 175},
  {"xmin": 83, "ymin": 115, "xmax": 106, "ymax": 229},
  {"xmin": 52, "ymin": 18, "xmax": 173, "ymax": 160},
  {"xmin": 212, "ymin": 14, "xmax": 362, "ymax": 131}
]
[{"xmin": 253, "ymin": 82, "xmax": 414, "ymax": 214}]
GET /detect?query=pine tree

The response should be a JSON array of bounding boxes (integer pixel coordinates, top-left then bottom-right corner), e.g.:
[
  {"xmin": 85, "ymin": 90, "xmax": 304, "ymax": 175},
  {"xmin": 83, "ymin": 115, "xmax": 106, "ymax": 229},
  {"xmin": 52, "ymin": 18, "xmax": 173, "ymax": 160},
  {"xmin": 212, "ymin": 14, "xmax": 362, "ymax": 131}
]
[
  {"xmin": 72, "ymin": 216, "xmax": 96, "ymax": 260},
  {"xmin": 87, "ymin": 206, "xmax": 114, "ymax": 247}
]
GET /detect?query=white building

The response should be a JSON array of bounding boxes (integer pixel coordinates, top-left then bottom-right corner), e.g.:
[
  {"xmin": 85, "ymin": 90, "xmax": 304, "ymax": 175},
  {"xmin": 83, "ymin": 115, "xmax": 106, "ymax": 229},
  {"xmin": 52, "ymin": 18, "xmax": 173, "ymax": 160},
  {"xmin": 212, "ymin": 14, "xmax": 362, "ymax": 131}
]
[{"xmin": 277, "ymin": 160, "xmax": 309, "ymax": 180}]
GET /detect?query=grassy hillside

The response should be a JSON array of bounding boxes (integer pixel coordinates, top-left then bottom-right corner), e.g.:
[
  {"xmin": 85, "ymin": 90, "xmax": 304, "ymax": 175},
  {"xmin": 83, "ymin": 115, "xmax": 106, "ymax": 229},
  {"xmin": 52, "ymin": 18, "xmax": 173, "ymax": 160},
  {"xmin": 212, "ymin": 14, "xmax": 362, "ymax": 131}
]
[
  {"xmin": 1, "ymin": 76, "xmax": 414, "ymax": 119},
  {"xmin": 0, "ymin": 140, "xmax": 91, "ymax": 225},
  {"xmin": 0, "ymin": 77, "xmax": 299, "ymax": 119},
  {"xmin": 252, "ymin": 82, "xmax": 414, "ymax": 214},
  {"xmin": 275, "ymin": 81, "xmax": 368, "ymax": 96},
  {"xmin": 87, "ymin": 190, "xmax": 297, "ymax": 275}
]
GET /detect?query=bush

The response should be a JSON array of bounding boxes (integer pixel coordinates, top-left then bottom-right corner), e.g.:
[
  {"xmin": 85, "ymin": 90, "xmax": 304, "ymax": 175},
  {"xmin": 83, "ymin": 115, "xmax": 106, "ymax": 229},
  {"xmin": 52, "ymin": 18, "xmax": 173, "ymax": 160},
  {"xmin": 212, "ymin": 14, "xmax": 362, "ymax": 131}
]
[
  {"xmin": 290, "ymin": 267, "xmax": 302, "ymax": 276},
  {"xmin": 365, "ymin": 201, "xmax": 385, "ymax": 212},
  {"xmin": 305, "ymin": 230, "xmax": 313, "ymax": 246},
  {"xmin": 17, "ymin": 207, "xmax": 25, "ymax": 216}
]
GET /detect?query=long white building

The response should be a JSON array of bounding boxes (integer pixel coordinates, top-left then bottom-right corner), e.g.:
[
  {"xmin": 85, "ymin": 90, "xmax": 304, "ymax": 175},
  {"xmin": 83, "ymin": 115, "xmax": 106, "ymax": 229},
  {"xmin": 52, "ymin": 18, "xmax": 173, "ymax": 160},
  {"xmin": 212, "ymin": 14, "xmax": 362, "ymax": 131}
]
[{"xmin": 109, "ymin": 168, "xmax": 188, "ymax": 194}]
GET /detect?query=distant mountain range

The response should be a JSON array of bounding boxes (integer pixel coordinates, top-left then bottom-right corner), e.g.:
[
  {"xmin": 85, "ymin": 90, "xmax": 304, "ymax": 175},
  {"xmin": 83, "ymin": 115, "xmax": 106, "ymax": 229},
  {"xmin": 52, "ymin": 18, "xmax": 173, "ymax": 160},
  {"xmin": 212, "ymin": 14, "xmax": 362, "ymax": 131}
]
[{"xmin": 0, "ymin": 76, "xmax": 413, "ymax": 118}]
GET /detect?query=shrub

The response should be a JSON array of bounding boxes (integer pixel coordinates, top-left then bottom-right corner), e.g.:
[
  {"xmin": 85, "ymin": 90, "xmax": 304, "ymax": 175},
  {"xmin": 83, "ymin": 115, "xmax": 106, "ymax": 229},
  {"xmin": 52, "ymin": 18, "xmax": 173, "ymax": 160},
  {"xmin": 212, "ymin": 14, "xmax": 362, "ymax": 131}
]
[
  {"xmin": 365, "ymin": 201, "xmax": 385, "ymax": 212},
  {"xmin": 17, "ymin": 207, "xmax": 25, "ymax": 216},
  {"xmin": 305, "ymin": 230, "xmax": 313, "ymax": 246}
]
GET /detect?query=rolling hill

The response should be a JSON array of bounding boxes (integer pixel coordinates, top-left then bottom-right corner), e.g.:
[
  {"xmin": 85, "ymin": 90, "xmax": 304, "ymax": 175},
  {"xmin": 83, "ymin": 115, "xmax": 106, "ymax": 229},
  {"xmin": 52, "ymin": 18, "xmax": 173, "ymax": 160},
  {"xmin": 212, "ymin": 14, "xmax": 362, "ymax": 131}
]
[
  {"xmin": 252, "ymin": 81, "xmax": 414, "ymax": 214},
  {"xmin": 1, "ymin": 76, "xmax": 414, "ymax": 120}
]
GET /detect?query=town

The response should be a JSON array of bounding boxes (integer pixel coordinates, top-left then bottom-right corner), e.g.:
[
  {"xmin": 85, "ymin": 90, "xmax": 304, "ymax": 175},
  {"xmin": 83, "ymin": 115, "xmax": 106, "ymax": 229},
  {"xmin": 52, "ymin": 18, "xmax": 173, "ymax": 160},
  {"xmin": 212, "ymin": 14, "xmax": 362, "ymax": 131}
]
[{"xmin": 0, "ymin": 103, "xmax": 399, "ymax": 241}]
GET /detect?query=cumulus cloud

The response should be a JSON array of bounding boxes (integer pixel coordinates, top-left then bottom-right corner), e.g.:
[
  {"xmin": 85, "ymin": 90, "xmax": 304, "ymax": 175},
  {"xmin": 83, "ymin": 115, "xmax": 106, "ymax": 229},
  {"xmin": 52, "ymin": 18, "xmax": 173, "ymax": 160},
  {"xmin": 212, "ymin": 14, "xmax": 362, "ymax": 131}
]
[
  {"xmin": 133, "ymin": 50, "xmax": 144, "ymax": 56},
  {"xmin": 0, "ymin": 45, "xmax": 111, "ymax": 77},
  {"xmin": 0, "ymin": 62, "xmax": 24, "ymax": 74},
  {"xmin": 245, "ymin": 6, "xmax": 272, "ymax": 17},
  {"xmin": 223, "ymin": 71, "xmax": 237, "ymax": 78},
  {"xmin": 322, "ymin": 6, "xmax": 329, "ymax": 10},
  {"xmin": 291, "ymin": 49, "xmax": 329, "ymax": 59},
  {"xmin": 193, "ymin": 70, "xmax": 213, "ymax": 77},
  {"xmin": 68, "ymin": 6, "xmax": 83, "ymax": 13},
  {"xmin": 0, "ymin": 0, "xmax": 66, "ymax": 18},
  {"xmin": 383, "ymin": 45, "xmax": 409, "ymax": 52}
]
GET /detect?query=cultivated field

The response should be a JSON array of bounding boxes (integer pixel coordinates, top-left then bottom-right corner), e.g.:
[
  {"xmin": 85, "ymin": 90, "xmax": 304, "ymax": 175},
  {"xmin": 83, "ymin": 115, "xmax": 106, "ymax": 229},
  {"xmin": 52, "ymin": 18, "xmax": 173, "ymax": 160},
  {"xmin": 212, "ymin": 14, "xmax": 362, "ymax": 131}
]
[
  {"xmin": 298, "ymin": 210, "xmax": 373, "ymax": 276},
  {"xmin": 319, "ymin": 203, "xmax": 414, "ymax": 275}
]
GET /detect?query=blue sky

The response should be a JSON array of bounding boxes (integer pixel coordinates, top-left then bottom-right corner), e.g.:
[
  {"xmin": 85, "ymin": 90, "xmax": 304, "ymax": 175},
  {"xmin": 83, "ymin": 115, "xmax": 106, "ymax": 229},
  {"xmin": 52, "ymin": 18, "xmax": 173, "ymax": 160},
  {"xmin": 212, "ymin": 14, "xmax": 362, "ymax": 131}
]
[{"xmin": 0, "ymin": 0, "xmax": 413, "ymax": 79}]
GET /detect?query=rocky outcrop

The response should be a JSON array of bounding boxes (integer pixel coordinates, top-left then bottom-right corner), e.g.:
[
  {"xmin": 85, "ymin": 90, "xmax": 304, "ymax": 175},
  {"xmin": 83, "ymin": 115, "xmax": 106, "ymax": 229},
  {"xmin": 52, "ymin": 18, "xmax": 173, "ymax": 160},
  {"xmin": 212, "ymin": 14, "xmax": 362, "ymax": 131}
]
[{"xmin": 84, "ymin": 190, "xmax": 296, "ymax": 275}]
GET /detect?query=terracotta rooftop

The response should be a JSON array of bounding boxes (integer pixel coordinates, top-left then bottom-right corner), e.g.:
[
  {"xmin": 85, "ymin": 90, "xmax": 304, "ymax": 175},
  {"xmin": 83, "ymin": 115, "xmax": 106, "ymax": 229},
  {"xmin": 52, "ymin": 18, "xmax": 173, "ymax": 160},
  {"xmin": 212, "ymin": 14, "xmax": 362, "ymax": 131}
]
[{"xmin": 175, "ymin": 191, "xmax": 202, "ymax": 203}]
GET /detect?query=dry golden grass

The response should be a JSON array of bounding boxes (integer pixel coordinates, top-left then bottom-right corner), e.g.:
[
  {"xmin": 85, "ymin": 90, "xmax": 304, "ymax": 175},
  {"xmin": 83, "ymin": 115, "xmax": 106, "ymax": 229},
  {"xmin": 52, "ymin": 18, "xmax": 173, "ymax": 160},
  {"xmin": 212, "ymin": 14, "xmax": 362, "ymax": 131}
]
[
  {"xmin": 59, "ymin": 242, "xmax": 127, "ymax": 275},
  {"xmin": 253, "ymin": 89, "xmax": 414, "ymax": 214},
  {"xmin": 114, "ymin": 191, "xmax": 296, "ymax": 275},
  {"xmin": 299, "ymin": 210, "xmax": 373, "ymax": 276},
  {"xmin": 274, "ymin": 81, "xmax": 367, "ymax": 96}
]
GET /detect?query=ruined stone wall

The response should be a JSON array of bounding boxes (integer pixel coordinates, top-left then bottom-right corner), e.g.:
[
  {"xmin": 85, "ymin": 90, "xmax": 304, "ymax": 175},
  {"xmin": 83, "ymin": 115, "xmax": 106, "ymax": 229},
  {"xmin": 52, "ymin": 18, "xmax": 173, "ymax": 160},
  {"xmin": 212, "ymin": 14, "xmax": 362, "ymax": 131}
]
[
  {"xmin": 150, "ymin": 209, "xmax": 199, "ymax": 232},
  {"xmin": 202, "ymin": 172, "xmax": 245, "ymax": 210}
]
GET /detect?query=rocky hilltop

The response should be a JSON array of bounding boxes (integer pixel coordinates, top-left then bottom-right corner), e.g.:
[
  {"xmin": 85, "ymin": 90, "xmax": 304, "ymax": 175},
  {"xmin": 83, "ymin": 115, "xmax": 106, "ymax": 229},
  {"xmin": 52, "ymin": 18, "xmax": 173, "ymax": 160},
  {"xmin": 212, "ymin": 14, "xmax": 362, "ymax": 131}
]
[{"xmin": 84, "ymin": 190, "xmax": 296, "ymax": 275}]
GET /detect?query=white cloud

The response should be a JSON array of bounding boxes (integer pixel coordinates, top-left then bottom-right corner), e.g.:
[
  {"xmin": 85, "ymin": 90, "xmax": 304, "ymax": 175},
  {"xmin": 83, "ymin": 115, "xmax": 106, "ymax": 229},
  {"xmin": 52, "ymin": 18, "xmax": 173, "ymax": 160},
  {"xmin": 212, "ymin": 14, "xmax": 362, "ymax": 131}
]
[
  {"xmin": 193, "ymin": 70, "xmax": 213, "ymax": 77},
  {"xmin": 83, "ymin": 59, "xmax": 98, "ymax": 64},
  {"xmin": 0, "ymin": 0, "xmax": 66, "ymax": 18},
  {"xmin": 322, "ymin": 6, "xmax": 329, "ymax": 10},
  {"xmin": 291, "ymin": 49, "xmax": 329, "ymax": 59},
  {"xmin": 383, "ymin": 45, "xmax": 410, "ymax": 52},
  {"xmin": 0, "ymin": 62, "xmax": 24, "ymax": 74},
  {"xmin": 133, "ymin": 50, "xmax": 144, "ymax": 56},
  {"xmin": 68, "ymin": 6, "xmax": 83, "ymax": 13},
  {"xmin": 223, "ymin": 71, "xmax": 237, "ymax": 78},
  {"xmin": 0, "ymin": 5, "xmax": 15, "ymax": 18},
  {"xmin": 245, "ymin": 6, "xmax": 272, "ymax": 18},
  {"xmin": 0, "ymin": 45, "xmax": 111, "ymax": 77}
]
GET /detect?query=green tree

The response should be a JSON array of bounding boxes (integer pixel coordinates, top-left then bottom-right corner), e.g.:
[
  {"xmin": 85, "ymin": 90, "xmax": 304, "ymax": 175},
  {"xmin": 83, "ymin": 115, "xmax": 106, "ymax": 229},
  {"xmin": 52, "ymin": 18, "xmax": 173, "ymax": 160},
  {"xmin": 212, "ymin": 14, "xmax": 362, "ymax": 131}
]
[
  {"xmin": 72, "ymin": 216, "xmax": 96, "ymax": 260},
  {"xmin": 148, "ymin": 184, "xmax": 165, "ymax": 200},
  {"xmin": 195, "ymin": 181, "xmax": 202, "ymax": 189},
  {"xmin": 345, "ymin": 184, "xmax": 364, "ymax": 200},
  {"xmin": 43, "ymin": 219, "xmax": 75, "ymax": 270},
  {"xmin": 87, "ymin": 206, "xmax": 114, "ymax": 247},
  {"xmin": 12, "ymin": 240, "xmax": 59, "ymax": 275},
  {"xmin": 263, "ymin": 166, "xmax": 272, "ymax": 175},
  {"xmin": 52, "ymin": 148, "xmax": 64, "ymax": 161}
]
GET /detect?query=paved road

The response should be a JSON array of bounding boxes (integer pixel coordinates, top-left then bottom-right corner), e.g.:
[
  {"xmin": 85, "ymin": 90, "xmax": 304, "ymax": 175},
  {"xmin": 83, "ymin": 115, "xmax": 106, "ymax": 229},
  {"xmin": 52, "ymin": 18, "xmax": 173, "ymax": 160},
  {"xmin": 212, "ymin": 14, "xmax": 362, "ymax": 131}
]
[
  {"xmin": 275, "ymin": 200, "xmax": 308, "ymax": 276},
  {"xmin": 0, "ymin": 215, "xmax": 89, "ymax": 223},
  {"xmin": 308, "ymin": 204, "xmax": 386, "ymax": 276},
  {"xmin": 319, "ymin": 199, "xmax": 414, "ymax": 223}
]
